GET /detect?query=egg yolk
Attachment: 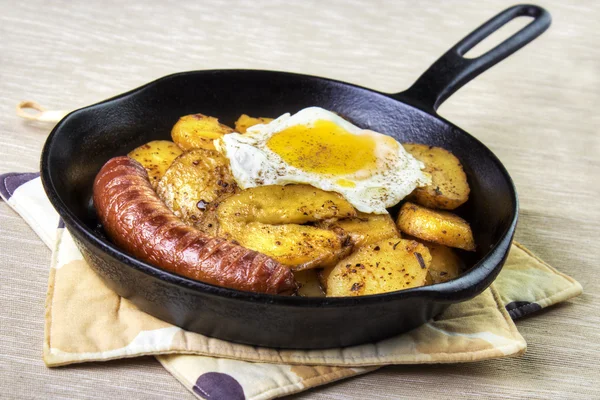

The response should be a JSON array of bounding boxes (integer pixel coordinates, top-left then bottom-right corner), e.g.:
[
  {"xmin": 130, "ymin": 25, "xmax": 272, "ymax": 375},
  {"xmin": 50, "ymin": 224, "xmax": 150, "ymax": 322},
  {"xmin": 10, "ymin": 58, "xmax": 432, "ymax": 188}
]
[{"xmin": 266, "ymin": 120, "xmax": 379, "ymax": 175}]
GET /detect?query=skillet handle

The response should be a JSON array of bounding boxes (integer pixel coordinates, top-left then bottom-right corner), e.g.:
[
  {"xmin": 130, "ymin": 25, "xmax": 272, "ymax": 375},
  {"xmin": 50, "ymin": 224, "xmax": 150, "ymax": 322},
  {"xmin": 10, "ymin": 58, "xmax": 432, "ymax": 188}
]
[{"xmin": 397, "ymin": 4, "xmax": 551, "ymax": 112}]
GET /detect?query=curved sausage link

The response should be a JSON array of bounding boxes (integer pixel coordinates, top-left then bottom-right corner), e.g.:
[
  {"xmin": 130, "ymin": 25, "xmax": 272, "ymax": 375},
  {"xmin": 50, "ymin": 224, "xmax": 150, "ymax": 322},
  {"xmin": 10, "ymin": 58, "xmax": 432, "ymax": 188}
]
[{"xmin": 93, "ymin": 156, "xmax": 297, "ymax": 294}]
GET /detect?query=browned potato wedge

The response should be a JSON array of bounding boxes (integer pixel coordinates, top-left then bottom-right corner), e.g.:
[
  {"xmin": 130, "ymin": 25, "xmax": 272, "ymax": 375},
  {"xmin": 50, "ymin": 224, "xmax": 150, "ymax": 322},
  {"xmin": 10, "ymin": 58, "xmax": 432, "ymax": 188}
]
[
  {"xmin": 171, "ymin": 114, "xmax": 234, "ymax": 151},
  {"xmin": 317, "ymin": 211, "xmax": 400, "ymax": 247},
  {"xmin": 227, "ymin": 222, "xmax": 351, "ymax": 269},
  {"xmin": 234, "ymin": 114, "xmax": 274, "ymax": 133},
  {"xmin": 397, "ymin": 202, "xmax": 475, "ymax": 251},
  {"xmin": 156, "ymin": 149, "xmax": 238, "ymax": 225},
  {"xmin": 425, "ymin": 242, "xmax": 462, "ymax": 284},
  {"xmin": 217, "ymin": 185, "xmax": 356, "ymax": 270},
  {"xmin": 294, "ymin": 269, "xmax": 325, "ymax": 297},
  {"xmin": 218, "ymin": 184, "xmax": 356, "ymax": 225},
  {"xmin": 326, "ymin": 238, "xmax": 431, "ymax": 297},
  {"xmin": 128, "ymin": 140, "xmax": 183, "ymax": 188},
  {"xmin": 403, "ymin": 143, "xmax": 470, "ymax": 210},
  {"xmin": 405, "ymin": 236, "xmax": 463, "ymax": 285},
  {"xmin": 317, "ymin": 212, "xmax": 400, "ymax": 289}
]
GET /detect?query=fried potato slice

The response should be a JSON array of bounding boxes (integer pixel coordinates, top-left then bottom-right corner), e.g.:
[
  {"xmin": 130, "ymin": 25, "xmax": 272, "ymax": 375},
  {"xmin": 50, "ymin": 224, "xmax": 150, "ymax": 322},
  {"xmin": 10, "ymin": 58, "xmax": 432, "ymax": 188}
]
[
  {"xmin": 424, "ymin": 241, "xmax": 462, "ymax": 284},
  {"xmin": 156, "ymin": 149, "xmax": 238, "ymax": 226},
  {"xmin": 234, "ymin": 114, "xmax": 274, "ymax": 133},
  {"xmin": 217, "ymin": 185, "xmax": 356, "ymax": 270},
  {"xmin": 325, "ymin": 238, "xmax": 431, "ymax": 297},
  {"xmin": 405, "ymin": 236, "xmax": 463, "ymax": 285},
  {"xmin": 403, "ymin": 143, "xmax": 470, "ymax": 210},
  {"xmin": 171, "ymin": 114, "xmax": 234, "ymax": 151},
  {"xmin": 294, "ymin": 269, "xmax": 325, "ymax": 297},
  {"xmin": 225, "ymin": 222, "xmax": 351, "ymax": 270},
  {"xmin": 218, "ymin": 184, "xmax": 356, "ymax": 225},
  {"xmin": 317, "ymin": 212, "xmax": 400, "ymax": 290},
  {"xmin": 397, "ymin": 202, "xmax": 475, "ymax": 251},
  {"xmin": 128, "ymin": 140, "xmax": 183, "ymax": 188},
  {"xmin": 317, "ymin": 211, "xmax": 400, "ymax": 247}
]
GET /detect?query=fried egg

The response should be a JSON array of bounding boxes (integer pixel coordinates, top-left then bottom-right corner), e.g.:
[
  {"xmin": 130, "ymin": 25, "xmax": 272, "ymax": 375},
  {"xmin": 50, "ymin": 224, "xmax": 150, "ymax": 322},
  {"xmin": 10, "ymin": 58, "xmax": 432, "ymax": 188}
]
[{"xmin": 215, "ymin": 107, "xmax": 429, "ymax": 214}]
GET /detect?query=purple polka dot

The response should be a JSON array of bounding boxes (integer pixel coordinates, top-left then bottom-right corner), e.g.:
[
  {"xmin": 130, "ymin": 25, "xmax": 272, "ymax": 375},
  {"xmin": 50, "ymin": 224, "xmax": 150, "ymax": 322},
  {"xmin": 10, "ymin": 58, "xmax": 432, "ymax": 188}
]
[
  {"xmin": 0, "ymin": 172, "xmax": 40, "ymax": 201},
  {"xmin": 193, "ymin": 372, "xmax": 245, "ymax": 400}
]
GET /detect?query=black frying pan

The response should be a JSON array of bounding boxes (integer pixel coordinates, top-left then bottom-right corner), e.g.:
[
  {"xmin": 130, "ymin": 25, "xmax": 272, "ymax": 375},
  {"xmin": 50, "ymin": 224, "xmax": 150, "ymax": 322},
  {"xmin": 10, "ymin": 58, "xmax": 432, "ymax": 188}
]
[{"xmin": 41, "ymin": 5, "xmax": 551, "ymax": 348}]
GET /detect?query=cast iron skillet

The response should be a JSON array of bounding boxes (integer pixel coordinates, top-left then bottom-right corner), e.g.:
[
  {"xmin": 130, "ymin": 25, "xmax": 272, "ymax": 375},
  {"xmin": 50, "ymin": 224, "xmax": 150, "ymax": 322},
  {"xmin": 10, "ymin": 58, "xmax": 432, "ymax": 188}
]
[{"xmin": 41, "ymin": 5, "xmax": 551, "ymax": 348}]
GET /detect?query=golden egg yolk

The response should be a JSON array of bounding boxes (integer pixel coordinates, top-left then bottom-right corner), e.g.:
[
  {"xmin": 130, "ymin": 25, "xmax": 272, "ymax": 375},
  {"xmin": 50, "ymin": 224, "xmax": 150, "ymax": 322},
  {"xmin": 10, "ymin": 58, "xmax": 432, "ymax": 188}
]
[{"xmin": 266, "ymin": 120, "xmax": 379, "ymax": 176}]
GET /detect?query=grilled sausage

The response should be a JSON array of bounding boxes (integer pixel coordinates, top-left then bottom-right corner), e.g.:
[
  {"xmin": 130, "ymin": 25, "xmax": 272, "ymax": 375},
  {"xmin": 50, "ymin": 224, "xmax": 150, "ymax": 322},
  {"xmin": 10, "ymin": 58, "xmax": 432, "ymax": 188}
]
[{"xmin": 93, "ymin": 156, "xmax": 297, "ymax": 294}]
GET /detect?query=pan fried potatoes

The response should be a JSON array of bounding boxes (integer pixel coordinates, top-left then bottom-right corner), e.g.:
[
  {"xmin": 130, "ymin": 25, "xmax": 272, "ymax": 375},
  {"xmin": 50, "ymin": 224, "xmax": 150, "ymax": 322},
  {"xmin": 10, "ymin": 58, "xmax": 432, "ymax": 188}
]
[
  {"xmin": 217, "ymin": 185, "xmax": 355, "ymax": 270},
  {"xmin": 226, "ymin": 222, "xmax": 351, "ymax": 270},
  {"xmin": 171, "ymin": 114, "xmax": 234, "ymax": 151},
  {"xmin": 403, "ymin": 144, "xmax": 469, "ymax": 210},
  {"xmin": 325, "ymin": 239, "xmax": 431, "ymax": 296},
  {"xmin": 125, "ymin": 111, "xmax": 475, "ymax": 297},
  {"xmin": 294, "ymin": 269, "xmax": 325, "ymax": 297},
  {"xmin": 234, "ymin": 114, "xmax": 274, "ymax": 133},
  {"xmin": 424, "ymin": 241, "xmax": 462, "ymax": 284},
  {"xmin": 316, "ymin": 212, "xmax": 400, "ymax": 247},
  {"xmin": 156, "ymin": 149, "xmax": 238, "ymax": 225},
  {"xmin": 128, "ymin": 140, "xmax": 183, "ymax": 188},
  {"xmin": 404, "ymin": 236, "xmax": 463, "ymax": 285},
  {"xmin": 397, "ymin": 202, "xmax": 475, "ymax": 251},
  {"xmin": 218, "ymin": 184, "xmax": 356, "ymax": 225}
]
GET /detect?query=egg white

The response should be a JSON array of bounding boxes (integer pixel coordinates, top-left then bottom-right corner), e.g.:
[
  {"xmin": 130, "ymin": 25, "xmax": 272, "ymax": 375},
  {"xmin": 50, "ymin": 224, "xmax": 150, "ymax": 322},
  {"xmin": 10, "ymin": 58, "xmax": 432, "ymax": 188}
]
[{"xmin": 215, "ymin": 107, "xmax": 429, "ymax": 214}]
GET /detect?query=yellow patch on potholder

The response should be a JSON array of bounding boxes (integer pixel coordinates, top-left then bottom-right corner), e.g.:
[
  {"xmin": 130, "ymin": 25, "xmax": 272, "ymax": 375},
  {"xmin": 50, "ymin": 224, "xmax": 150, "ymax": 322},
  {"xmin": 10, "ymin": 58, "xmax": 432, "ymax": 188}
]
[{"xmin": 44, "ymin": 229, "xmax": 178, "ymax": 366}]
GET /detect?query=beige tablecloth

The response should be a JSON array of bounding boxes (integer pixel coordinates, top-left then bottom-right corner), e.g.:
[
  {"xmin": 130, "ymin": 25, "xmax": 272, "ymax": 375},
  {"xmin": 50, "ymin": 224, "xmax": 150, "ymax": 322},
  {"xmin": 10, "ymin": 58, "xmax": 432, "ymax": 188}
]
[{"xmin": 1, "ymin": 0, "xmax": 598, "ymax": 399}]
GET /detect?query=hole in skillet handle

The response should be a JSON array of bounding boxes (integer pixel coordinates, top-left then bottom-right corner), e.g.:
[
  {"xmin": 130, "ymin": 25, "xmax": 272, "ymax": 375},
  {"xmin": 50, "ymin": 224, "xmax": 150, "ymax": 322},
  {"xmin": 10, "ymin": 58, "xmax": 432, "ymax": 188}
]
[
  {"xmin": 462, "ymin": 16, "xmax": 533, "ymax": 59},
  {"xmin": 395, "ymin": 4, "xmax": 552, "ymax": 113}
]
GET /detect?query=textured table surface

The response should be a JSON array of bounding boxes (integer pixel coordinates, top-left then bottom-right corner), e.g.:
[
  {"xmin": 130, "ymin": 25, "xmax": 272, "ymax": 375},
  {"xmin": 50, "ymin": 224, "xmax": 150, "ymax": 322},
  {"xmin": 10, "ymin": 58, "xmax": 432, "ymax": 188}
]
[{"xmin": 1, "ymin": 0, "xmax": 599, "ymax": 399}]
